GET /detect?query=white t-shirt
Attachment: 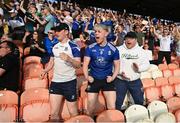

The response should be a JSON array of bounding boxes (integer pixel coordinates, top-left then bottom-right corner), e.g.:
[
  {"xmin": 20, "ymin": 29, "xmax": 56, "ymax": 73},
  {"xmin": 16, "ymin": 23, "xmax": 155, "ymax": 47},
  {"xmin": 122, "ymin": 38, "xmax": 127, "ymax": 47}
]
[
  {"xmin": 51, "ymin": 40, "xmax": 80, "ymax": 83},
  {"xmin": 143, "ymin": 49, "xmax": 153, "ymax": 61},
  {"xmin": 158, "ymin": 35, "xmax": 172, "ymax": 52}
]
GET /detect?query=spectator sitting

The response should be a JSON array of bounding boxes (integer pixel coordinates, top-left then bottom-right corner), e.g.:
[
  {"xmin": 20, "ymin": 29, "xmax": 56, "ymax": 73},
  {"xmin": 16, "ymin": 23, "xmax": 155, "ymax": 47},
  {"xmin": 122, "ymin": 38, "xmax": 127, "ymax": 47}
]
[{"xmin": 0, "ymin": 41, "xmax": 20, "ymax": 92}]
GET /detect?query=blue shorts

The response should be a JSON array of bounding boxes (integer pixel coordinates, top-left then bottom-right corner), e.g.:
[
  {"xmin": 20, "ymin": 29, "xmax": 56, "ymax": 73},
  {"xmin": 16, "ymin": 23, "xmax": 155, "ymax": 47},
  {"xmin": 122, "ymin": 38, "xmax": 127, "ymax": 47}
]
[
  {"xmin": 49, "ymin": 79, "xmax": 77, "ymax": 102},
  {"xmin": 86, "ymin": 78, "xmax": 116, "ymax": 93}
]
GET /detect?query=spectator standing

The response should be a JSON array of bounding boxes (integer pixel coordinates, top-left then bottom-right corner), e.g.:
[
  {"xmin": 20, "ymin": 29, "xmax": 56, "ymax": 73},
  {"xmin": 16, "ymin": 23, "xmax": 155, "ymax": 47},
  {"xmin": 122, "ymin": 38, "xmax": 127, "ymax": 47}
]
[
  {"xmin": 41, "ymin": 23, "xmax": 81, "ymax": 121},
  {"xmin": 83, "ymin": 24, "xmax": 120, "ymax": 117},
  {"xmin": 115, "ymin": 32, "xmax": 150, "ymax": 111}
]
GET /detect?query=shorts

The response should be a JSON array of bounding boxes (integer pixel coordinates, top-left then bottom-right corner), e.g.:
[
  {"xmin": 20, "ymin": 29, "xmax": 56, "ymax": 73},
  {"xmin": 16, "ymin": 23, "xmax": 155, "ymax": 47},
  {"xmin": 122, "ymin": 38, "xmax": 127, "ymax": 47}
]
[
  {"xmin": 49, "ymin": 79, "xmax": 77, "ymax": 102},
  {"xmin": 86, "ymin": 78, "xmax": 116, "ymax": 93}
]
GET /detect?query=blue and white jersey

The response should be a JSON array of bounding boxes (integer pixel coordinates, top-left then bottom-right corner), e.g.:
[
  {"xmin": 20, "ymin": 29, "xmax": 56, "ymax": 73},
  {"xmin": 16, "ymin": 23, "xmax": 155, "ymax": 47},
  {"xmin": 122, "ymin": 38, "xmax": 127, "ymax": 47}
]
[
  {"xmin": 85, "ymin": 42, "xmax": 119, "ymax": 79},
  {"xmin": 51, "ymin": 40, "xmax": 80, "ymax": 83}
]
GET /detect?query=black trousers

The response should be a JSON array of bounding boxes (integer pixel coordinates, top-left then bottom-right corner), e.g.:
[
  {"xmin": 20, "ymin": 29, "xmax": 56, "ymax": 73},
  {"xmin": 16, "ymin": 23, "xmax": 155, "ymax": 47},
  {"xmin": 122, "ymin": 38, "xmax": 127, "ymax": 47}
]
[{"xmin": 158, "ymin": 51, "xmax": 171, "ymax": 64}]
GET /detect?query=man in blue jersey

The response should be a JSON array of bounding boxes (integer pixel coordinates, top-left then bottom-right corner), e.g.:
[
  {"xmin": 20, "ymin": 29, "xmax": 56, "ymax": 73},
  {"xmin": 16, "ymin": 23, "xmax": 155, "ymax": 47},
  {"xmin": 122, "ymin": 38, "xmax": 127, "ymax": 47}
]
[
  {"xmin": 83, "ymin": 24, "xmax": 120, "ymax": 117},
  {"xmin": 41, "ymin": 23, "xmax": 81, "ymax": 121}
]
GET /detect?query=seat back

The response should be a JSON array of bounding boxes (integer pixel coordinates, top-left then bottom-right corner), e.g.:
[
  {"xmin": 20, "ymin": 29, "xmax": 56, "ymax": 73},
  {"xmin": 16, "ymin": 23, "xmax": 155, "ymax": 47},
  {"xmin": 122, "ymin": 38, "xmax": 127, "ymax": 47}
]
[
  {"xmin": 168, "ymin": 63, "xmax": 179, "ymax": 71},
  {"xmin": 125, "ymin": 104, "xmax": 149, "ymax": 122},
  {"xmin": 140, "ymin": 72, "xmax": 152, "ymax": 79},
  {"xmin": 147, "ymin": 100, "xmax": 168, "ymax": 120},
  {"xmin": 147, "ymin": 64, "xmax": 158, "ymax": 72},
  {"xmin": 23, "ymin": 56, "xmax": 41, "ymax": 65},
  {"xmin": 151, "ymin": 70, "xmax": 163, "ymax": 79},
  {"xmin": 155, "ymin": 112, "xmax": 176, "ymax": 123},
  {"xmin": 0, "ymin": 90, "xmax": 18, "ymax": 122},
  {"xmin": 166, "ymin": 97, "xmax": 180, "ymax": 113},
  {"xmin": 163, "ymin": 69, "xmax": 173, "ymax": 78},
  {"xmin": 160, "ymin": 85, "xmax": 175, "ymax": 100},
  {"xmin": 23, "ymin": 63, "xmax": 44, "ymax": 81},
  {"xmin": 168, "ymin": 76, "xmax": 180, "ymax": 85},
  {"xmin": 174, "ymin": 83, "xmax": 180, "ymax": 96},
  {"xmin": 20, "ymin": 88, "xmax": 50, "ymax": 122},
  {"xmin": 96, "ymin": 110, "xmax": 125, "ymax": 122},
  {"xmin": 64, "ymin": 115, "xmax": 94, "ymax": 122},
  {"xmin": 158, "ymin": 64, "xmax": 168, "ymax": 71},
  {"xmin": 175, "ymin": 109, "xmax": 180, "ymax": 122},
  {"xmin": 23, "ymin": 78, "xmax": 48, "ymax": 90},
  {"xmin": 141, "ymin": 78, "xmax": 155, "ymax": 88},
  {"xmin": 135, "ymin": 118, "xmax": 154, "ymax": 123},
  {"xmin": 144, "ymin": 87, "xmax": 161, "ymax": 103},
  {"xmin": 173, "ymin": 69, "xmax": 180, "ymax": 77},
  {"xmin": 155, "ymin": 77, "xmax": 168, "ymax": 87}
]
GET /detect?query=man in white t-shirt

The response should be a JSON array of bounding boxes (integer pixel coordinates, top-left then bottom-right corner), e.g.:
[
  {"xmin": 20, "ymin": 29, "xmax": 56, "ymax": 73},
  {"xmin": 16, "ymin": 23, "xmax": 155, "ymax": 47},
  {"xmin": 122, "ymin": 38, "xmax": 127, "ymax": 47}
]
[
  {"xmin": 41, "ymin": 23, "xmax": 81, "ymax": 121},
  {"xmin": 153, "ymin": 27, "xmax": 173, "ymax": 64}
]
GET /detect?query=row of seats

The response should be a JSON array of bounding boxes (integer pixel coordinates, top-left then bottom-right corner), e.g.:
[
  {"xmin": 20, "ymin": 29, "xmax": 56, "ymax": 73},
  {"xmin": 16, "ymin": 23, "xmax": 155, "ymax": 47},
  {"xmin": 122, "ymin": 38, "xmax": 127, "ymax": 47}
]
[{"xmin": 1, "ymin": 89, "xmax": 180, "ymax": 122}]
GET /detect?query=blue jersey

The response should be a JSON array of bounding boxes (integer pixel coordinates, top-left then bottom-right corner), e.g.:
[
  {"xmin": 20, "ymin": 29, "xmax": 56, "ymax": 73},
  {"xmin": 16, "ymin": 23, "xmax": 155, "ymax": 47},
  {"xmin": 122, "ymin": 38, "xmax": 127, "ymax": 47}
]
[
  {"xmin": 85, "ymin": 42, "xmax": 119, "ymax": 79},
  {"xmin": 44, "ymin": 37, "xmax": 59, "ymax": 56}
]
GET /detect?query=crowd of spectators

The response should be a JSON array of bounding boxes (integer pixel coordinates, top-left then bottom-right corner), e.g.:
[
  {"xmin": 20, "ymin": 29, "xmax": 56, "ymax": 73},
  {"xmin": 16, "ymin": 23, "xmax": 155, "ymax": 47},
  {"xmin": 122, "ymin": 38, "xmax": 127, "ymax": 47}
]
[{"xmin": 0, "ymin": 0, "xmax": 180, "ymax": 121}]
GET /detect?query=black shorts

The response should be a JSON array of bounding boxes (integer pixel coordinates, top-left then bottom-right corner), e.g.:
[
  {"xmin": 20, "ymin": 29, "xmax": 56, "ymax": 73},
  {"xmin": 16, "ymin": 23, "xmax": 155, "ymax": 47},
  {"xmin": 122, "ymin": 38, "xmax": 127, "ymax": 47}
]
[
  {"xmin": 86, "ymin": 78, "xmax": 116, "ymax": 93},
  {"xmin": 49, "ymin": 79, "xmax": 77, "ymax": 102}
]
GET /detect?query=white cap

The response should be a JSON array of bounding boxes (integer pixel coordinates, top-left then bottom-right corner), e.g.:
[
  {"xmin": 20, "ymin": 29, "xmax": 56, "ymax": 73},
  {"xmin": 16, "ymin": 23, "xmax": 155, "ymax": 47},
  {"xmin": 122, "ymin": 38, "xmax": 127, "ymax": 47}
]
[{"xmin": 9, "ymin": 9, "xmax": 18, "ymax": 14}]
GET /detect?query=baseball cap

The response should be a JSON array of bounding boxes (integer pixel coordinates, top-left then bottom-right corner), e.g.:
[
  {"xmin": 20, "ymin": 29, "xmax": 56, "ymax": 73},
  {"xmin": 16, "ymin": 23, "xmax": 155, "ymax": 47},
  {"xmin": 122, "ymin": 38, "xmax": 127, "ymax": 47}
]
[
  {"xmin": 124, "ymin": 31, "xmax": 137, "ymax": 39},
  {"xmin": 52, "ymin": 23, "xmax": 69, "ymax": 32},
  {"xmin": 9, "ymin": 9, "xmax": 18, "ymax": 14}
]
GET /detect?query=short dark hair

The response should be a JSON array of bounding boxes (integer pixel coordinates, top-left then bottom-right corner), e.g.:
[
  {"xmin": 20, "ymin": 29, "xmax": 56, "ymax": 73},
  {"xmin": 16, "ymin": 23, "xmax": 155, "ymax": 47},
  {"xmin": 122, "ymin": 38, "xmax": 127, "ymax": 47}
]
[
  {"xmin": 0, "ymin": 41, "xmax": 20, "ymax": 57},
  {"xmin": 124, "ymin": 32, "xmax": 137, "ymax": 39},
  {"xmin": 52, "ymin": 23, "xmax": 69, "ymax": 32}
]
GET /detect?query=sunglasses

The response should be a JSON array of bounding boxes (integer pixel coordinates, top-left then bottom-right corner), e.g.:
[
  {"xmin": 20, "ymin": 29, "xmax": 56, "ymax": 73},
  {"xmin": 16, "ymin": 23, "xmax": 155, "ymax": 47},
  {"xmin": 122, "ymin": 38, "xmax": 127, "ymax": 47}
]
[{"xmin": 48, "ymin": 32, "xmax": 54, "ymax": 34}]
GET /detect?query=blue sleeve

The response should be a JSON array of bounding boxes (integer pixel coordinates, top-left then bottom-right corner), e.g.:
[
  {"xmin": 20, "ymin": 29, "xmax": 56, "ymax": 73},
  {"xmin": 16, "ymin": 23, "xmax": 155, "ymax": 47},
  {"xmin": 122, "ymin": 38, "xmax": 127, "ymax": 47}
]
[
  {"xmin": 44, "ymin": 38, "xmax": 51, "ymax": 54},
  {"xmin": 72, "ymin": 46, "xmax": 80, "ymax": 58},
  {"xmin": 113, "ymin": 49, "xmax": 120, "ymax": 60},
  {"xmin": 88, "ymin": 15, "xmax": 94, "ymax": 30},
  {"xmin": 85, "ymin": 47, "xmax": 91, "ymax": 57}
]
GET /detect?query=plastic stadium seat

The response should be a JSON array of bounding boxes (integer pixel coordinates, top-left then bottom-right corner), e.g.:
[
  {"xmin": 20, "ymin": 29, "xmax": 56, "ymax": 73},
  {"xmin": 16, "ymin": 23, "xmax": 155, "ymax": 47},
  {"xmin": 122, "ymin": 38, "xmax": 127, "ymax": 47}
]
[
  {"xmin": 124, "ymin": 104, "xmax": 149, "ymax": 122},
  {"xmin": 147, "ymin": 64, "xmax": 159, "ymax": 72},
  {"xmin": 64, "ymin": 115, "xmax": 94, "ymax": 122},
  {"xmin": 175, "ymin": 109, "xmax": 180, "ymax": 122},
  {"xmin": 135, "ymin": 118, "xmax": 154, "ymax": 123},
  {"xmin": 96, "ymin": 110, "xmax": 125, "ymax": 122},
  {"xmin": 141, "ymin": 78, "xmax": 155, "ymax": 88},
  {"xmin": 173, "ymin": 69, "xmax": 180, "ymax": 77},
  {"xmin": 140, "ymin": 72, "xmax": 152, "ymax": 79},
  {"xmin": 166, "ymin": 97, "xmax": 180, "ymax": 113},
  {"xmin": 144, "ymin": 87, "xmax": 161, "ymax": 103},
  {"xmin": 163, "ymin": 69, "xmax": 173, "ymax": 78},
  {"xmin": 155, "ymin": 112, "xmax": 176, "ymax": 123},
  {"xmin": 160, "ymin": 85, "xmax": 175, "ymax": 100},
  {"xmin": 168, "ymin": 63, "xmax": 179, "ymax": 71},
  {"xmin": 82, "ymin": 94, "xmax": 106, "ymax": 116},
  {"xmin": 168, "ymin": 76, "xmax": 180, "ymax": 85},
  {"xmin": 0, "ymin": 90, "xmax": 18, "ymax": 122},
  {"xmin": 23, "ymin": 78, "xmax": 48, "ymax": 90},
  {"xmin": 147, "ymin": 100, "xmax": 168, "ymax": 120},
  {"xmin": 155, "ymin": 77, "xmax": 168, "ymax": 87},
  {"xmin": 23, "ymin": 64, "xmax": 44, "ymax": 80},
  {"xmin": 158, "ymin": 64, "xmax": 168, "ymax": 71},
  {"xmin": 151, "ymin": 70, "xmax": 163, "ymax": 79},
  {"xmin": 23, "ymin": 56, "xmax": 41, "ymax": 65},
  {"xmin": 20, "ymin": 88, "xmax": 50, "ymax": 122},
  {"xmin": 174, "ymin": 83, "xmax": 180, "ymax": 96}
]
